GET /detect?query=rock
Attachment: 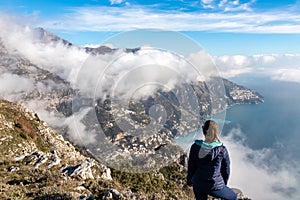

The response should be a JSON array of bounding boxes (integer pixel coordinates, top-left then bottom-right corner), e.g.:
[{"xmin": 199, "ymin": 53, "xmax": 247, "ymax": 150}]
[
  {"xmin": 70, "ymin": 192, "xmax": 93, "ymax": 200},
  {"xmin": 120, "ymin": 189, "xmax": 143, "ymax": 200},
  {"xmin": 100, "ymin": 165, "xmax": 112, "ymax": 180},
  {"xmin": 22, "ymin": 151, "xmax": 42, "ymax": 165},
  {"xmin": 7, "ymin": 166, "xmax": 19, "ymax": 172},
  {"xmin": 14, "ymin": 154, "xmax": 27, "ymax": 161},
  {"xmin": 75, "ymin": 186, "xmax": 88, "ymax": 191},
  {"xmin": 62, "ymin": 158, "xmax": 94, "ymax": 180},
  {"xmin": 153, "ymin": 171, "xmax": 165, "ymax": 180},
  {"xmin": 103, "ymin": 189, "xmax": 146, "ymax": 200},
  {"xmin": 103, "ymin": 189, "xmax": 122, "ymax": 200},
  {"xmin": 232, "ymin": 188, "xmax": 251, "ymax": 200},
  {"xmin": 207, "ymin": 188, "xmax": 250, "ymax": 200},
  {"xmin": 34, "ymin": 153, "xmax": 48, "ymax": 168},
  {"xmin": 48, "ymin": 150, "xmax": 61, "ymax": 168},
  {"xmin": 79, "ymin": 194, "xmax": 93, "ymax": 200}
]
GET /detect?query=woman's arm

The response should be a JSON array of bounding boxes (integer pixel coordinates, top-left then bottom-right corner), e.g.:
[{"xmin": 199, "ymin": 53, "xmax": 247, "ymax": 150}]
[
  {"xmin": 220, "ymin": 146, "xmax": 230, "ymax": 185},
  {"xmin": 187, "ymin": 144, "xmax": 197, "ymax": 186}
]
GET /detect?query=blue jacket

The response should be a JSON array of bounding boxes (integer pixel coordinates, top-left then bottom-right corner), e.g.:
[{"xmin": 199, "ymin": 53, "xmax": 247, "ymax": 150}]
[{"xmin": 187, "ymin": 140, "xmax": 231, "ymax": 191}]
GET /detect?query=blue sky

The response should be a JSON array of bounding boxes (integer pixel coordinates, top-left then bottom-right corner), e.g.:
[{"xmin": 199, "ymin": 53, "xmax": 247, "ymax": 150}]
[{"xmin": 0, "ymin": 0, "xmax": 300, "ymax": 55}]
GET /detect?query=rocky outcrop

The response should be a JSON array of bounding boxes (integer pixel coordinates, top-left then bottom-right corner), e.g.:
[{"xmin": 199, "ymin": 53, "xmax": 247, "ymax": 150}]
[
  {"xmin": 103, "ymin": 189, "xmax": 145, "ymax": 200},
  {"xmin": 0, "ymin": 99, "xmax": 112, "ymax": 199},
  {"xmin": 62, "ymin": 158, "xmax": 112, "ymax": 181}
]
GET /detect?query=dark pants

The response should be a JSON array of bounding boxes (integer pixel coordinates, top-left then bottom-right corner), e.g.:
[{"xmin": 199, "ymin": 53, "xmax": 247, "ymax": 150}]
[{"xmin": 193, "ymin": 185, "xmax": 237, "ymax": 200}]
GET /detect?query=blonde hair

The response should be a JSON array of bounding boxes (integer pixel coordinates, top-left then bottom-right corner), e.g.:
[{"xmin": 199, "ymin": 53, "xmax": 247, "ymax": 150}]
[{"xmin": 202, "ymin": 120, "xmax": 221, "ymax": 143}]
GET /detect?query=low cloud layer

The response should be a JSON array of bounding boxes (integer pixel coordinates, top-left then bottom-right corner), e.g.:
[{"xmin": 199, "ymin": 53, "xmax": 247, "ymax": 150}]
[
  {"xmin": 223, "ymin": 128, "xmax": 300, "ymax": 199},
  {"xmin": 214, "ymin": 54, "xmax": 300, "ymax": 83},
  {"xmin": 270, "ymin": 68, "xmax": 300, "ymax": 83},
  {"xmin": 0, "ymin": 73, "xmax": 34, "ymax": 98}
]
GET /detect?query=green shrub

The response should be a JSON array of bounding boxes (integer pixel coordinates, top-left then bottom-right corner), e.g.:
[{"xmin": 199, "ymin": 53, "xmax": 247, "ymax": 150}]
[
  {"xmin": 19, "ymin": 132, "xmax": 28, "ymax": 140},
  {"xmin": 15, "ymin": 123, "xmax": 22, "ymax": 129}
]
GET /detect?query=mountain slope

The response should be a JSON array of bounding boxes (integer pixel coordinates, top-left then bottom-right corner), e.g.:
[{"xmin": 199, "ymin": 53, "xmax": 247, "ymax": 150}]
[
  {"xmin": 0, "ymin": 98, "xmax": 250, "ymax": 199},
  {"xmin": 0, "ymin": 98, "xmax": 198, "ymax": 199},
  {"xmin": 0, "ymin": 98, "xmax": 112, "ymax": 199}
]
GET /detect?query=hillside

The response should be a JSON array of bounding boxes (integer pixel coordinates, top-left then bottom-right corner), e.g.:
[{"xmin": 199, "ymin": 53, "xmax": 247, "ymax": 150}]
[
  {"xmin": 0, "ymin": 98, "xmax": 195, "ymax": 199},
  {"xmin": 0, "ymin": 98, "xmax": 251, "ymax": 199}
]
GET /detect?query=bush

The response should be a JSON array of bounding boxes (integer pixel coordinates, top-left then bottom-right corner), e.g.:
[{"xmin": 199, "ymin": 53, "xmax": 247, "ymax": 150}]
[
  {"xmin": 15, "ymin": 122, "xmax": 22, "ymax": 129},
  {"xmin": 19, "ymin": 131, "xmax": 28, "ymax": 140}
]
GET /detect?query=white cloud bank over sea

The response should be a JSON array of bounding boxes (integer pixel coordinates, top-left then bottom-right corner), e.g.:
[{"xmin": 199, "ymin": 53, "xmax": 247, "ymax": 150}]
[
  {"xmin": 223, "ymin": 128, "xmax": 300, "ymax": 199},
  {"xmin": 214, "ymin": 54, "xmax": 300, "ymax": 83}
]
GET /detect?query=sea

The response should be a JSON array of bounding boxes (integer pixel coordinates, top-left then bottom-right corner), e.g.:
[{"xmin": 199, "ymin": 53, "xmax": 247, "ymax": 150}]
[{"xmin": 228, "ymin": 73, "xmax": 300, "ymax": 160}]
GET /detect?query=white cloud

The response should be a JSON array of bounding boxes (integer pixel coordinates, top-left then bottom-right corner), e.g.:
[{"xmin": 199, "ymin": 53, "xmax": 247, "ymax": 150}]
[
  {"xmin": 38, "ymin": 6, "xmax": 300, "ymax": 33},
  {"xmin": 0, "ymin": 73, "xmax": 35, "ymax": 101},
  {"xmin": 201, "ymin": 0, "xmax": 215, "ymax": 9},
  {"xmin": 0, "ymin": 14, "xmax": 89, "ymax": 85},
  {"xmin": 64, "ymin": 108, "xmax": 97, "ymax": 145},
  {"xmin": 75, "ymin": 47, "xmax": 212, "ymax": 100},
  {"xmin": 202, "ymin": 0, "xmax": 214, "ymax": 3},
  {"xmin": 109, "ymin": 0, "xmax": 125, "ymax": 5},
  {"xmin": 213, "ymin": 54, "xmax": 300, "ymax": 83},
  {"xmin": 201, "ymin": 0, "xmax": 255, "ymax": 11},
  {"xmin": 222, "ymin": 128, "xmax": 300, "ymax": 199},
  {"xmin": 214, "ymin": 55, "xmax": 254, "ymax": 78},
  {"xmin": 270, "ymin": 68, "xmax": 300, "ymax": 83},
  {"xmin": 2, "ymin": 14, "xmax": 300, "ymax": 85}
]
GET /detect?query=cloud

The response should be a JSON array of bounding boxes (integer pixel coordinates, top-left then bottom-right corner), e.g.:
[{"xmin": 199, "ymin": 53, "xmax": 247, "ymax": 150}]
[
  {"xmin": 0, "ymin": 14, "xmax": 89, "ymax": 85},
  {"xmin": 0, "ymin": 73, "xmax": 35, "ymax": 101},
  {"xmin": 75, "ymin": 47, "xmax": 213, "ymax": 100},
  {"xmin": 213, "ymin": 54, "xmax": 300, "ymax": 83},
  {"xmin": 214, "ymin": 55, "xmax": 254, "ymax": 78},
  {"xmin": 201, "ymin": 0, "xmax": 215, "ymax": 9},
  {"xmin": 270, "ymin": 68, "xmax": 300, "ymax": 83},
  {"xmin": 63, "ymin": 108, "xmax": 97, "ymax": 145},
  {"xmin": 0, "ymin": 15, "xmax": 96, "ymax": 146},
  {"xmin": 201, "ymin": 0, "xmax": 255, "ymax": 11},
  {"xmin": 38, "ymin": 6, "xmax": 300, "ymax": 33},
  {"xmin": 109, "ymin": 0, "xmax": 125, "ymax": 5},
  {"xmin": 222, "ymin": 128, "xmax": 300, "ymax": 199}
]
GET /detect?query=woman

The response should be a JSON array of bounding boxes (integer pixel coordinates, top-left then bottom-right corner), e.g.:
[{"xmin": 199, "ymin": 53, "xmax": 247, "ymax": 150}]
[{"xmin": 187, "ymin": 120, "xmax": 237, "ymax": 200}]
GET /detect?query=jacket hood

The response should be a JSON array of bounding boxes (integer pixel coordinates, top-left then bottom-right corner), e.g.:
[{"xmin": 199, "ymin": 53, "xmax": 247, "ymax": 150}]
[
  {"xmin": 194, "ymin": 140, "xmax": 223, "ymax": 160},
  {"xmin": 195, "ymin": 139, "xmax": 223, "ymax": 149}
]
